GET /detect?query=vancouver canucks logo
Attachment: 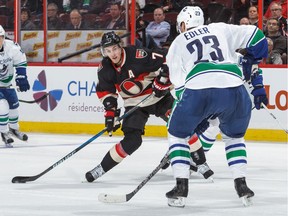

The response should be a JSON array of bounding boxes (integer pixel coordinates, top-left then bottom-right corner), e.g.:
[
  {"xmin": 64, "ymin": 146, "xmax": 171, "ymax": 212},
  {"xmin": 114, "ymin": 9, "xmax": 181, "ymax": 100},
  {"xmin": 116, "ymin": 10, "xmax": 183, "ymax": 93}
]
[
  {"xmin": 32, "ymin": 70, "xmax": 63, "ymax": 111},
  {"xmin": 0, "ymin": 64, "xmax": 8, "ymax": 78}
]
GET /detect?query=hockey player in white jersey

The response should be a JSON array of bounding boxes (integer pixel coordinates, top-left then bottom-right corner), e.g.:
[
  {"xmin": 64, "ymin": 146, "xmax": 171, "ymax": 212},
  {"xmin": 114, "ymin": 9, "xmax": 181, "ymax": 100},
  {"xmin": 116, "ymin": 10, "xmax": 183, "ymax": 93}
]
[
  {"xmin": 0, "ymin": 25, "xmax": 30, "ymax": 148},
  {"xmin": 165, "ymin": 6, "xmax": 268, "ymax": 207}
]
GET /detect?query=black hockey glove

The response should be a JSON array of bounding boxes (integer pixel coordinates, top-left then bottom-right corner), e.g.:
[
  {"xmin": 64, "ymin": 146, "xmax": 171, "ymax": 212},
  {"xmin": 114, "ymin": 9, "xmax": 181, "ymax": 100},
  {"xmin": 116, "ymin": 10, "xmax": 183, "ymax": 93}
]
[
  {"xmin": 251, "ymin": 72, "xmax": 268, "ymax": 110},
  {"xmin": 104, "ymin": 109, "xmax": 121, "ymax": 136},
  {"xmin": 242, "ymin": 55, "xmax": 261, "ymax": 82},
  {"xmin": 15, "ymin": 74, "xmax": 30, "ymax": 92}
]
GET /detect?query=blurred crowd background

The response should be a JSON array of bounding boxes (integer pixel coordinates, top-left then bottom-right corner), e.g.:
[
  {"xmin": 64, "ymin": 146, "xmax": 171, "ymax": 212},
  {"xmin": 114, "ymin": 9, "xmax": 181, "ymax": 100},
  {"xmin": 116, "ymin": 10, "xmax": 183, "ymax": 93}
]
[{"xmin": 0, "ymin": 0, "xmax": 286, "ymax": 64}]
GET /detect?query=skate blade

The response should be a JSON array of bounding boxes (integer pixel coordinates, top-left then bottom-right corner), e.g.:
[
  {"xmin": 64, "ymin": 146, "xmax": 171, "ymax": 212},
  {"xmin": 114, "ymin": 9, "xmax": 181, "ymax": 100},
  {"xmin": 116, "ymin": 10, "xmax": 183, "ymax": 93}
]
[
  {"xmin": 167, "ymin": 197, "xmax": 186, "ymax": 208},
  {"xmin": 5, "ymin": 144, "xmax": 13, "ymax": 148},
  {"xmin": 240, "ymin": 195, "xmax": 253, "ymax": 206}
]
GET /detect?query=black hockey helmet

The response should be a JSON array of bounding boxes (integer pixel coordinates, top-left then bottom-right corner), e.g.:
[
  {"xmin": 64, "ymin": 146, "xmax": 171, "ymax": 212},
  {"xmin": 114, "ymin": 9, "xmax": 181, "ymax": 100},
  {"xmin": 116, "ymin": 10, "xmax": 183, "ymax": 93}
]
[{"xmin": 100, "ymin": 31, "xmax": 121, "ymax": 48}]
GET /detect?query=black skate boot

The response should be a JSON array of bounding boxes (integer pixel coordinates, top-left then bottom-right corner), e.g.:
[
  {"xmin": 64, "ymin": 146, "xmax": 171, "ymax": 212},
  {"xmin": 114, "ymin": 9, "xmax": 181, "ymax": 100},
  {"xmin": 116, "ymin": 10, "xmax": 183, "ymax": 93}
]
[
  {"xmin": 85, "ymin": 164, "xmax": 105, "ymax": 182},
  {"xmin": 166, "ymin": 178, "xmax": 188, "ymax": 207},
  {"xmin": 1, "ymin": 132, "xmax": 14, "ymax": 148},
  {"xmin": 9, "ymin": 128, "xmax": 28, "ymax": 141},
  {"xmin": 234, "ymin": 177, "xmax": 254, "ymax": 206}
]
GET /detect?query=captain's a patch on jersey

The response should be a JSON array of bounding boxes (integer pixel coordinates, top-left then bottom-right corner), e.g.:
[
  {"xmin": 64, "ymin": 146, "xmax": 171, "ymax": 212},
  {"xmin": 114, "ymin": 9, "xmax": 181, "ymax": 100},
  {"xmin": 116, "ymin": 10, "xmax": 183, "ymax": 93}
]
[{"xmin": 135, "ymin": 49, "xmax": 147, "ymax": 58}]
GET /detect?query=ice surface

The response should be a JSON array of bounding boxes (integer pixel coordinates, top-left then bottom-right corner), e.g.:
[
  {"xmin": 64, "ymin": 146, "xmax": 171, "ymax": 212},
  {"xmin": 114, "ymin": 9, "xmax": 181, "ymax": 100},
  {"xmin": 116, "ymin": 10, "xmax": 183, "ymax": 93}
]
[{"xmin": 0, "ymin": 133, "xmax": 287, "ymax": 216}]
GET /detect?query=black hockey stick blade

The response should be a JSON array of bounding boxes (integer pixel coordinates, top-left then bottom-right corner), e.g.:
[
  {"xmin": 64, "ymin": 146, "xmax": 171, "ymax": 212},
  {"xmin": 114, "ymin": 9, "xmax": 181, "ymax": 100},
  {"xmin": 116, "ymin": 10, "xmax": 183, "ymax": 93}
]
[
  {"xmin": 19, "ymin": 92, "xmax": 50, "ymax": 104},
  {"xmin": 98, "ymin": 152, "xmax": 169, "ymax": 203},
  {"xmin": 11, "ymin": 128, "xmax": 108, "ymax": 183},
  {"xmin": 12, "ymin": 94, "xmax": 154, "ymax": 184}
]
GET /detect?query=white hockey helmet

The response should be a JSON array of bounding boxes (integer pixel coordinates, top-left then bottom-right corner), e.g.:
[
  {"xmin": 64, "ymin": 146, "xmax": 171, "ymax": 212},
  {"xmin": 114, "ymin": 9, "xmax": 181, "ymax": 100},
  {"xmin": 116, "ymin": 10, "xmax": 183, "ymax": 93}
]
[
  {"xmin": 0, "ymin": 25, "xmax": 5, "ymax": 37},
  {"xmin": 176, "ymin": 6, "xmax": 204, "ymax": 33}
]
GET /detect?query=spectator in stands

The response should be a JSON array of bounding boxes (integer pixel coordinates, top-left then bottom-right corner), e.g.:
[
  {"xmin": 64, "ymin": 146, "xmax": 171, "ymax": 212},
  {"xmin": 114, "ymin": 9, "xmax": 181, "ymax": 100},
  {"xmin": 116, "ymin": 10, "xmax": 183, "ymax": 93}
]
[
  {"xmin": 239, "ymin": 17, "xmax": 250, "ymax": 25},
  {"xmin": 266, "ymin": 18, "xmax": 287, "ymax": 63},
  {"xmin": 248, "ymin": 5, "xmax": 258, "ymax": 26},
  {"xmin": 65, "ymin": 9, "xmax": 89, "ymax": 30},
  {"xmin": 100, "ymin": 2, "xmax": 125, "ymax": 30},
  {"xmin": 233, "ymin": 0, "xmax": 250, "ymax": 24},
  {"xmin": 264, "ymin": 0, "xmax": 287, "ymax": 21},
  {"xmin": 20, "ymin": 7, "xmax": 36, "ymax": 30},
  {"xmin": 145, "ymin": 7, "xmax": 170, "ymax": 47},
  {"xmin": 131, "ymin": 3, "xmax": 149, "ymax": 33},
  {"xmin": 268, "ymin": 2, "xmax": 287, "ymax": 36},
  {"xmin": 47, "ymin": 2, "xmax": 63, "ymax": 30},
  {"xmin": 265, "ymin": 37, "xmax": 283, "ymax": 64}
]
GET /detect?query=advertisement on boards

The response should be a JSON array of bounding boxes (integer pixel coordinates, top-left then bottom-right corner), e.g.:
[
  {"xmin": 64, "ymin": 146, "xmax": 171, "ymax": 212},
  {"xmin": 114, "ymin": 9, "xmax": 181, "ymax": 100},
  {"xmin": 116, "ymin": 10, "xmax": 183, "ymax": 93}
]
[{"xmin": 17, "ymin": 66, "xmax": 287, "ymax": 129}]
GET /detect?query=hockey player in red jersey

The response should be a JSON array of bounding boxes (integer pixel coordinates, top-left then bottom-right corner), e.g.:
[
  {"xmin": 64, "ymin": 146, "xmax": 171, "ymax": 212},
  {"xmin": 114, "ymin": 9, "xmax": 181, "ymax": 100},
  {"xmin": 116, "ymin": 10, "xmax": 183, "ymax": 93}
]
[
  {"xmin": 85, "ymin": 31, "xmax": 214, "ymax": 183},
  {"xmin": 85, "ymin": 31, "xmax": 174, "ymax": 182}
]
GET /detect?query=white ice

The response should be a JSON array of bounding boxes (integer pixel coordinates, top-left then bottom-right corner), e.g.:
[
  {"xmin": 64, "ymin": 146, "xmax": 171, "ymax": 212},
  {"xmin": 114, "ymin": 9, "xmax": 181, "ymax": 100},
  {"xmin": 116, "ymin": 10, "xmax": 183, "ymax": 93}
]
[{"xmin": 0, "ymin": 133, "xmax": 287, "ymax": 216}]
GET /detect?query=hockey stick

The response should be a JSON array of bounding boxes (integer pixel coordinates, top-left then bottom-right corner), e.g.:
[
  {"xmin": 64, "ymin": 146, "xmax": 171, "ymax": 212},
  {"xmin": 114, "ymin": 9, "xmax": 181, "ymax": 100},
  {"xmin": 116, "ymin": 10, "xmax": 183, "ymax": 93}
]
[
  {"xmin": 11, "ymin": 93, "xmax": 154, "ymax": 183},
  {"xmin": 57, "ymin": 28, "xmax": 143, "ymax": 62},
  {"xmin": 19, "ymin": 92, "xmax": 50, "ymax": 104},
  {"xmin": 261, "ymin": 103, "xmax": 288, "ymax": 134},
  {"xmin": 98, "ymin": 152, "xmax": 169, "ymax": 203},
  {"xmin": 58, "ymin": 31, "xmax": 128, "ymax": 62}
]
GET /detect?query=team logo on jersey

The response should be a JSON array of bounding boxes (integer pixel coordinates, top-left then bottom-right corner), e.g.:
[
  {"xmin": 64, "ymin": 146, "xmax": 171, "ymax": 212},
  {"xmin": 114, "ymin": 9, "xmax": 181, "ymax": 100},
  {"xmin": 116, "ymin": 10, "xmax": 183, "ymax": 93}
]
[
  {"xmin": 0, "ymin": 64, "xmax": 8, "ymax": 78},
  {"xmin": 135, "ymin": 49, "xmax": 147, "ymax": 59},
  {"xmin": 120, "ymin": 78, "xmax": 144, "ymax": 96},
  {"xmin": 32, "ymin": 70, "xmax": 63, "ymax": 112}
]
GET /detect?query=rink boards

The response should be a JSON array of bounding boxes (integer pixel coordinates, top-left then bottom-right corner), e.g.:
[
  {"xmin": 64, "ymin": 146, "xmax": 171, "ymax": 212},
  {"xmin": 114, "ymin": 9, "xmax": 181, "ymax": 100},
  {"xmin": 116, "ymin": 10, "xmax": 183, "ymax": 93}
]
[{"xmin": 17, "ymin": 66, "xmax": 287, "ymax": 142}]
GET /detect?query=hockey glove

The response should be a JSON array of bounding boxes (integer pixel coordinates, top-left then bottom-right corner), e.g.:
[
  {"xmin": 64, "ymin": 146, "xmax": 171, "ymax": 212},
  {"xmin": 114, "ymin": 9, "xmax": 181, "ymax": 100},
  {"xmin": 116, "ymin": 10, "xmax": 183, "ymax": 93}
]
[
  {"xmin": 152, "ymin": 76, "xmax": 172, "ymax": 98},
  {"xmin": 242, "ymin": 55, "xmax": 261, "ymax": 82},
  {"xmin": 15, "ymin": 74, "xmax": 30, "ymax": 92},
  {"xmin": 105, "ymin": 109, "xmax": 121, "ymax": 136},
  {"xmin": 251, "ymin": 72, "xmax": 268, "ymax": 110}
]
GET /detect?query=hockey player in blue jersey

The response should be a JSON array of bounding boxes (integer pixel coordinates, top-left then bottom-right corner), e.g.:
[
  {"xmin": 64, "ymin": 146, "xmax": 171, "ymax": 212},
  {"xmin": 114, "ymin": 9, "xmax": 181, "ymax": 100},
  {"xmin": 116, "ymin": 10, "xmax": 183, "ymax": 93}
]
[
  {"xmin": 165, "ymin": 6, "xmax": 268, "ymax": 207},
  {"xmin": 0, "ymin": 25, "xmax": 30, "ymax": 148}
]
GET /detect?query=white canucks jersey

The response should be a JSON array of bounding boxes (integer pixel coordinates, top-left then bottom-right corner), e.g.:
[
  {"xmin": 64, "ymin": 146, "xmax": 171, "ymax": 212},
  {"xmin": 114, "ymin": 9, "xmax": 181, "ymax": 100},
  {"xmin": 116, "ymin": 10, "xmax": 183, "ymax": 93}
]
[
  {"xmin": 0, "ymin": 39, "xmax": 27, "ymax": 87},
  {"xmin": 166, "ymin": 23, "xmax": 267, "ymax": 98}
]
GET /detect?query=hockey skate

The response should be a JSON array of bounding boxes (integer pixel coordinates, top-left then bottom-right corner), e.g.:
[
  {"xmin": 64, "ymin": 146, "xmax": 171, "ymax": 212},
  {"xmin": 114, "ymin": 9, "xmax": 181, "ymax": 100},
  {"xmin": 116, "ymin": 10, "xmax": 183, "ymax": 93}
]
[
  {"xmin": 234, "ymin": 177, "xmax": 254, "ymax": 206},
  {"xmin": 9, "ymin": 128, "xmax": 28, "ymax": 141},
  {"xmin": 1, "ymin": 132, "xmax": 14, "ymax": 148},
  {"xmin": 197, "ymin": 162, "xmax": 214, "ymax": 180},
  {"xmin": 85, "ymin": 164, "xmax": 105, "ymax": 182},
  {"xmin": 190, "ymin": 160, "xmax": 214, "ymax": 181},
  {"xmin": 166, "ymin": 178, "xmax": 188, "ymax": 208}
]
